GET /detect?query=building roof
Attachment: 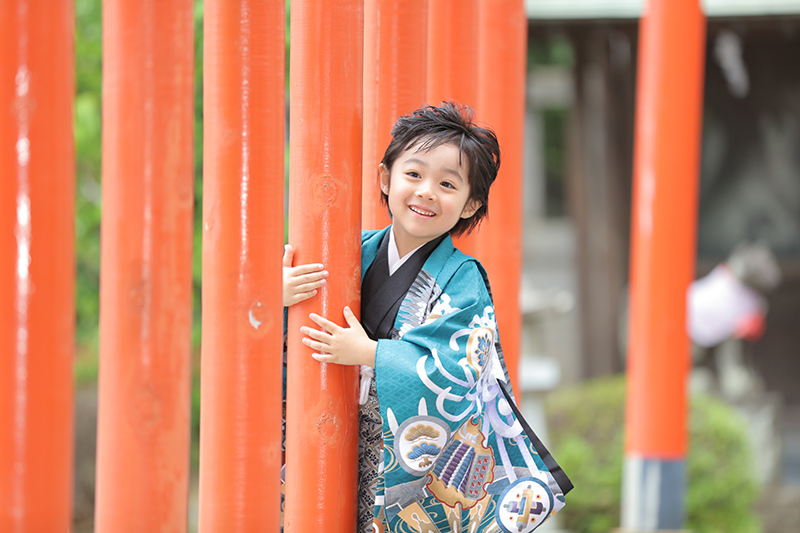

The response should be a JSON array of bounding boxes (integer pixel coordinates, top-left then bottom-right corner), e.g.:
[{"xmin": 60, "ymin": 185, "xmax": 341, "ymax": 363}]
[{"xmin": 526, "ymin": 0, "xmax": 800, "ymax": 19}]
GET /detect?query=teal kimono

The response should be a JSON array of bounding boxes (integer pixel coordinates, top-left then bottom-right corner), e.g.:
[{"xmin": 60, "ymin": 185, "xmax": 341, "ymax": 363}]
[{"xmin": 359, "ymin": 227, "xmax": 571, "ymax": 533}]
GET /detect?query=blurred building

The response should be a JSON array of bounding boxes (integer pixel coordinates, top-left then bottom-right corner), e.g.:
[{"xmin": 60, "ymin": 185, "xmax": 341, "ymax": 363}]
[{"xmin": 520, "ymin": 0, "xmax": 800, "ymax": 473}]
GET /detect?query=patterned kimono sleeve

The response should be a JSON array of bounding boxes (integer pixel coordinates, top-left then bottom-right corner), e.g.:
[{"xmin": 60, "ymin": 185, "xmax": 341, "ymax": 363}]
[
  {"xmin": 372, "ymin": 261, "xmax": 569, "ymax": 533},
  {"xmin": 377, "ymin": 264, "xmax": 489, "ymax": 391},
  {"xmin": 374, "ymin": 261, "xmax": 493, "ymax": 426}
]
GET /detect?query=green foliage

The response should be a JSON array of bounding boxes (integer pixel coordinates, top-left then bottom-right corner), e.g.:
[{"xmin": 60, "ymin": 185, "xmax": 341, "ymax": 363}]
[
  {"xmin": 545, "ymin": 376, "xmax": 760, "ymax": 533},
  {"xmin": 75, "ymin": 0, "xmax": 103, "ymax": 372},
  {"xmin": 545, "ymin": 377, "xmax": 626, "ymax": 533},
  {"xmin": 191, "ymin": 355, "xmax": 202, "ymax": 466},
  {"xmin": 191, "ymin": 0, "xmax": 205, "ymax": 346},
  {"xmin": 528, "ymin": 34, "xmax": 574, "ymax": 69},
  {"xmin": 686, "ymin": 394, "xmax": 761, "ymax": 533}
]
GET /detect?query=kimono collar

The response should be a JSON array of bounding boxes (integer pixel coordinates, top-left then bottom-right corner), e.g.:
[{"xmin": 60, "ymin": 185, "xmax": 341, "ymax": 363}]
[
  {"xmin": 387, "ymin": 227, "xmax": 427, "ymax": 275},
  {"xmin": 361, "ymin": 225, "xmax": 458, "ymax": 284},
  {"xmin": 361, "ymin": 229, "xmax": 446, "ymax": 340}
]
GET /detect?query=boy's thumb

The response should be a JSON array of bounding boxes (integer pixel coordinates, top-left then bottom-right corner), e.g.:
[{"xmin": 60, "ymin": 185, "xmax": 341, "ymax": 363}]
[
  {"xmin": 344, "ymin": 306, "xmax": 361, "ymax": 328},
  {"xmin": 282, "ymin": 244, "xmax": 294, "ymax": 267}
]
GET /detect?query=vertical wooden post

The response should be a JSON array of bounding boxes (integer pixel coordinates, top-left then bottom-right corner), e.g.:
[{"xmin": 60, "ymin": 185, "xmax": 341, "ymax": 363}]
[
  {"xmin": 362, "ymin": 0, "xmax": 428, "ymax": 230},
  {"xmin": 198, "ymin": 0, "xmax": 285, "ymax": 530},
  {"xmin": 0, "ymin": 1, "xmax": 75, "ymax": 530},
  {"xmin": 95, "ymin": 0, "xmax": 194, "ymax": 529},
  {"xmin": 426, "ymin": 0, "xmax": 478, "ymax": 109},
  {"xmin": 622, "ymin": 0, "xmax": 706, "ymax": 530},
  {"xmin": 474, "ymin": 0, "xmax": 526, "ymax": 391},
  {"xmin": 285, "ymin": 0, "xmax": 363, "ymax": 531},
  {"xmin": 570, "ymin": 30, "xmax": 634, "ymax": 380}
]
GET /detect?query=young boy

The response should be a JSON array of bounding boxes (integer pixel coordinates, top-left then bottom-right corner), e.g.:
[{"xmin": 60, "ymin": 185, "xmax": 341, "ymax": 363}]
[{"xmin": 284, "ymin": 102, "xmax": 570, "ymax": 533}]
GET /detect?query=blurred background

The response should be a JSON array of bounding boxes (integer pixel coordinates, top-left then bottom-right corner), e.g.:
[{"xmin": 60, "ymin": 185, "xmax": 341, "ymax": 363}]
[{"xmin": 70, "ymin": 0, "xmax": 800, "ymax": 531}]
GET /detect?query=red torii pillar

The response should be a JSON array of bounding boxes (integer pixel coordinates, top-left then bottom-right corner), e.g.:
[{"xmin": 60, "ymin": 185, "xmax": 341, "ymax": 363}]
[
  {"xmin": 426, "ymin": 0, "xmax": 478, "ymax": 111},
  {"xmin": 427, "ymin": 0, "xmax": 524, "ymax": 389},
  {"xmin": 0, "ymin": 1, "xmax": 75, "ymax": 530},
  {"xmin": 474, "ymin": 0, "xmax": 527, "ymax": 392},
  {"xmin": 285, "ymin": 1, "xmax": 363, "ymax": 531},
  {"xmin": 426, "ymin": 1, "xmax": 477, "ymax": 252},
  {"xmin": 362, "ymin": 0, "xmax": 428, "ymax": 231},
  {"xmin": 198, "ymin": 0, "xmax": 285, "ymax": 530},
  {"xmin": 95, "ymin": 0, "xmax": 194, "ymax": 529},
  {"xmin": 622, "ymin": 0, "xmax": 706, "ymax": 530}
]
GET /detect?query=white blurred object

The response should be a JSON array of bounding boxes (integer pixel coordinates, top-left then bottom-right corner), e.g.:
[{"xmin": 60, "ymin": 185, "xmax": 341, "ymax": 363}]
[
  {"xmin": 688, "ymin": 264, "xmax": 765, "ymax": 347},
  {"xmin": 714, "ymin": 30, "xmax": 750, "ymax": 99},
  {"xmin": 688, "ymin": 240, "xmax": 781, "ymax": 347}
]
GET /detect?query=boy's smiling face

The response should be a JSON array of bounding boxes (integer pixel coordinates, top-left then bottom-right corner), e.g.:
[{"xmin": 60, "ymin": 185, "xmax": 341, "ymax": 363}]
[{"xmin": 380, "ymin": 142, "xmax": 481, "ymax": 257}]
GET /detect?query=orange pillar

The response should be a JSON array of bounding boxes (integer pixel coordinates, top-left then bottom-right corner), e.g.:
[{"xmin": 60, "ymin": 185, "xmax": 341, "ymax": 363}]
[
  {"xmin": 95, "ymin": 1, "xmax": 194, "ymax": 530},
  {"xmin": 285, "ymin": 0, "xmax": 363, "ymax": 531},
  {"xmin": 426, "ymin": 0, "xmax": 478, "ymax": 109},
  {"xmin": 474, "ymin": 0, "xmax": 526, "ymax": 392},
  {"xmin": 622, "ymin": 0, "xmax": 706, "ymax": 529},
  {"xmin": 198, "ymin": 0, "xmax": 285, "ymax": 530},
  {"xmin": 427, "ymin": 0, "xmax": 478, "ymax": 256},
  {"xmin": 0, "ymin": 1, "xmax": 75, "ymax": 530},
  {"xmin": 362, "ymin": 0, "xmax": 428, "ymax": 230}
]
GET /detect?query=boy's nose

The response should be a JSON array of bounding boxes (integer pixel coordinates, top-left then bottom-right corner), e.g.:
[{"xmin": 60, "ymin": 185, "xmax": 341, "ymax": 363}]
[{"xmin": 415, "ymin": 182, "xmax": 434, "ymax": 199}]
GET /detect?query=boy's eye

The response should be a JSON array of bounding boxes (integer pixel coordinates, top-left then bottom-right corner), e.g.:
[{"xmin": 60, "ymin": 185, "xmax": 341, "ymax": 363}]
[
  {"xmin": 407, "ymin": 171, "xmax": 421, "ymax": 179},
  {"xmin": 440, "ymin": 181, "xmax": 456, "ymax": 190}
]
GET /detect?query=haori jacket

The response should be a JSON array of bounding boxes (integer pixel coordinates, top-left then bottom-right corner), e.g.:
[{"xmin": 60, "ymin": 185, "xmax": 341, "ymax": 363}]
[{"xmin": 358, "ymin": 226, "xmax": 572, "ymax": 533}]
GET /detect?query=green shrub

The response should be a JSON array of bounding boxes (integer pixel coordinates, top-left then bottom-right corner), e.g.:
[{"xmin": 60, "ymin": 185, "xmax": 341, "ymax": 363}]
[{"xmin": 545, "ymin": 375, "xmax": 760, "ymax": 533}]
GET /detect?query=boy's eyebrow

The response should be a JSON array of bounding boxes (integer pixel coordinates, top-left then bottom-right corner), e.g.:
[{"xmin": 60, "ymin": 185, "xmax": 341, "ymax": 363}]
[{"xmin": 404, "ymin": 157, "xmax": 465, "ymax": 182}]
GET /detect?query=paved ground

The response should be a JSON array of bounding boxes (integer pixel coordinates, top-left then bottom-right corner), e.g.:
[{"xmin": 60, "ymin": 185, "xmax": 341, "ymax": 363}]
[{"xmin": 782, "ymin": 406, "xmax": 800, "ymax": 485}]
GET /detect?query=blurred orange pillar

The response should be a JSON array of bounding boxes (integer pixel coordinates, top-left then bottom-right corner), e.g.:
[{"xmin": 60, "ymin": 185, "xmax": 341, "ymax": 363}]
[
  {"xmin": 0, "ymin": 1, "xmax": 75, "ymax": 530},
  {"xmin": 362, "ymin": 0, "xmax": 428, "ymax": 230},
  {"xmin": 284, "ymin": 0, "xmax": 363, "ymax": 531},
  {"xmin": 95, "ymin": 0, "xmax": 194, "ymax": 530},
  {"xmin": 474, "ymin": 0, "xmax": 527, "ymax": 392},
  {"xmin": 622, "ymin": 0, "xmax": 706, "ymax": 529},
  {"xmin": 198, "ymin": 0, "xmax": 285, "ymax": 530}
]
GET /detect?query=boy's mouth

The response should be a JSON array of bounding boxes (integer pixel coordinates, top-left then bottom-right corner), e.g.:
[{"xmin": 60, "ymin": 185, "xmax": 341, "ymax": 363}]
[{"xmin": 409, "ymin": 205, "xmax": 436, "ymax": 217}]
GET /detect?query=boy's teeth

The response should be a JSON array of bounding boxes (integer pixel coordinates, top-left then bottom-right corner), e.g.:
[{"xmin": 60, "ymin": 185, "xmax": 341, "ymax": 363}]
[{"xmin": 410, "ymin": 206, "xmax": 434, "ymax": 216}]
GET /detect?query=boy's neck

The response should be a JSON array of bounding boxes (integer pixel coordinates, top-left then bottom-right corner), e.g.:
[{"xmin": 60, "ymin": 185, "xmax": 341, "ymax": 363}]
[{"xmin": 390, "ymin": 225, "xmax": 441, "ymax": 258}]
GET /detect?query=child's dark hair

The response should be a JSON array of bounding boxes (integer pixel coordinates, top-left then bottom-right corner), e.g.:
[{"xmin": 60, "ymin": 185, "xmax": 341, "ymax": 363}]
[{"xmin": 380, "ymin": 101, "xmax": 500, "ymax": 237}]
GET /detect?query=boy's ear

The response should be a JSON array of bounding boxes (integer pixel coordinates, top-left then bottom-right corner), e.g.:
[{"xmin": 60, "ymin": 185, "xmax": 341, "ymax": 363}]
[
  {"xmin": 379, "ymin": 163, "xmax": 390, "ymax": 194},
  {"xmin": 461, "ymin": 199, "xmax": 481, "ymax": 219}
]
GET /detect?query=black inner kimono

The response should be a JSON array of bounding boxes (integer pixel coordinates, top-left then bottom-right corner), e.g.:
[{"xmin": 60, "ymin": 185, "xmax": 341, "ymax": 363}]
[
  {"xmin": 356, "ymin": 229, "xmax": 445, "ymax": 532},
  {"xmin": 360, "ymin": 231, "xmax": 446, "ymax": 340}
]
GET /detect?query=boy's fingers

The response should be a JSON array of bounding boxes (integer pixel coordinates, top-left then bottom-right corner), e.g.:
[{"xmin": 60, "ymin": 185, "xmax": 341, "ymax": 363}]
[
  {"xmin": 282, "ymin": 244, "xmax": 294, "ymax": 267},
  {"xmin": 343, "ymin": 306, "xmax": 362, "ymax": 329},
  {"xmin": 286, "ymin": 274, "xmax": 322, "ymax": 293},
  {"xmin": 291, "ymin": 264, "xmax": 327, "ymax": 277},
  {"xmin": 302, "ymin": 337, "xmax": 327, "ymax": 352},
  {"xmin": 291, "ymin": 290, "xmax": 318, "ymax": 304},
  {"xmin": 300, "ymin": 326, "xmax": 332, "ymax": 343},
  {"xmin": 294, "ymin": 278, "xmax": 326, "ymax": 293},
  {"xmin": 311, "ymin": 352, "xmax": 333, "ymax": 363},
  {"xmin": 309, "ymin": 313, "xmax": 340, "ymax": 333},
  {"xmin": 292, "ymin": 283, "xmax": 325, "ymax": 298},
  {"xmin": 298, "ymin": 277, "xmax": 326, "ymax": 288},
  {"xmin": 293, "ymin": 270, "xmax": 328, "ymax": 286}
]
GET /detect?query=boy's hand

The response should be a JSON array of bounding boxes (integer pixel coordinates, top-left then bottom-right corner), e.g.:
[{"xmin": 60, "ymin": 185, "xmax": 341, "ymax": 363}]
[
  {"xmin": 301, "ymin": 307, "xmax": 377, "ymax": 367},
  {"xmin": 283, "ymin": 244, "xmax": 328, "ymax": 307}
]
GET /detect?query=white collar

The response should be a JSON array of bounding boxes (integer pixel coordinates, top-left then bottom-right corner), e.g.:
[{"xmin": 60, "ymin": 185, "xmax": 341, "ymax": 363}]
[{"xmin": 388, "ymin": 227, "xmax": 426, "ymax": 275}]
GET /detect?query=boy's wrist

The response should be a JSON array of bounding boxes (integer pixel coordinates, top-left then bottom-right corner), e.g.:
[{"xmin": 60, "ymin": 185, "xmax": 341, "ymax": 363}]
[{"xmin": 362, "ymin": 339, "xmax": 377, "ymax": 367}]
